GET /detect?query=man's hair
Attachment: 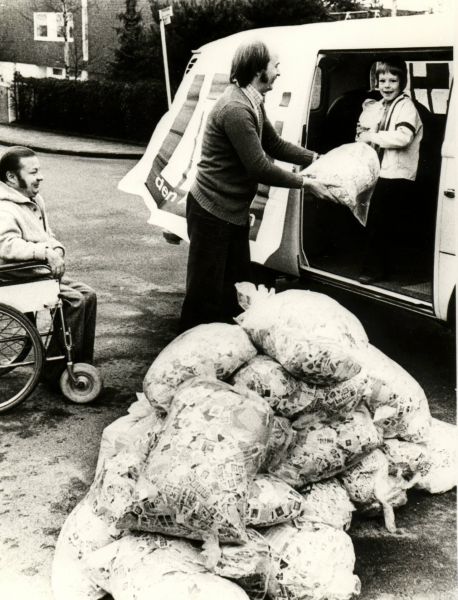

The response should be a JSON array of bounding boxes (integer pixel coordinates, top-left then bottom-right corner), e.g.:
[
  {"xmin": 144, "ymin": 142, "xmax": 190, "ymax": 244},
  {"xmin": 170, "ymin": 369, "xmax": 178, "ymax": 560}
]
[
  {"xmin": 230, "ymin": 40, "xmax": 271, "ymax": 87},
  {"xmin": 0, "ymin": 146, "xmax": 36, "ymax": 182},
  {"xmin": 375, "ymin": 57, "xmax": 408, "ymax": 91}
]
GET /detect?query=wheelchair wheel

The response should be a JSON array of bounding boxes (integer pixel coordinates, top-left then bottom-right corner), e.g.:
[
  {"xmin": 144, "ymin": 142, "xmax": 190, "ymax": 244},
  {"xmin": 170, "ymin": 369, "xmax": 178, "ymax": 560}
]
[
  {"xmin": 59, "ymin": 363, "xmax": 103, "ymax": 404},
  {"xmin": 0, "ymin": 303, "xmax": 44, "ymax": 412},
  {"xmin": 0, "ymin": 313, "xmax": 35, "ymax": 376}
]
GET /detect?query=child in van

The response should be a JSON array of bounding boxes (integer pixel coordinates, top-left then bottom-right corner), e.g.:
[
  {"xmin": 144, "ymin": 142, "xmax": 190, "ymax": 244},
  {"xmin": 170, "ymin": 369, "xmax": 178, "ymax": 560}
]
[{"xmin": 356, "ymin": 57, "xmax": 423, "ymax": 284}]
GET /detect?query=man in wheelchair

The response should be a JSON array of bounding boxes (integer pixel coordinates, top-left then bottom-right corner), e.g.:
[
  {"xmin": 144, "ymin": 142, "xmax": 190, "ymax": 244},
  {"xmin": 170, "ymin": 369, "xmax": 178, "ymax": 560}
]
[{"xmin": 0, "ymin": 146, "xmax": 97, "ymax": 391}]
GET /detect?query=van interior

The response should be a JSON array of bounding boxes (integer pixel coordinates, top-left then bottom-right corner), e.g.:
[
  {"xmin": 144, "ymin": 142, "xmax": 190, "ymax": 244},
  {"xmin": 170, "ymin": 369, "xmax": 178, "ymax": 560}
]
[{"xmin": 302, "ymin": 49, "xmax": 453, "ymax": 303}]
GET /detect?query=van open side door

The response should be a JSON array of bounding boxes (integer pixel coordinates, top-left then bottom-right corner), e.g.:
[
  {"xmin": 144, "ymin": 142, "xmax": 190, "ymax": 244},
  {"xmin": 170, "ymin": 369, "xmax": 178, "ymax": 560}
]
[{"xmin": 434, "ymin": 85, "xmax": 456, "ymax": 321}]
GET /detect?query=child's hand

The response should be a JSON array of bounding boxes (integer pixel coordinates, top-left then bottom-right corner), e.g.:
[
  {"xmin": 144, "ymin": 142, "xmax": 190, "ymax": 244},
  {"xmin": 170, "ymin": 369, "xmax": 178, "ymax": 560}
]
[
  {"xmin": 356, "ymin": 125, "xmax": 370, "ymax": 139},
  {"xmin": 358, "ymin": 130, "xmax": 373, "ymax": 144}
]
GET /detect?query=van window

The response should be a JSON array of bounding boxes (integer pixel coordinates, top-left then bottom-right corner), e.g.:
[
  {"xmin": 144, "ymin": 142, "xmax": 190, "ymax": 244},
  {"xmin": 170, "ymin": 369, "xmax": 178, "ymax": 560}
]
[
  {"xmin": 301, "ymin": 48, "xmax": 453, "ymax": 305},
  {"xmin": 310, "ymin": 66, "xmax": 322, "ymax": 111}
]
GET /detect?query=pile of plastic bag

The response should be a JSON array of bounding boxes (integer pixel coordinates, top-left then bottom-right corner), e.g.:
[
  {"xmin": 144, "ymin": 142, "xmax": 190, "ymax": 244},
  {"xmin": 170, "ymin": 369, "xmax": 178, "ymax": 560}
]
[{"xmin": 52, "ymin": 285, "xmax": 456, "ymax": 600}]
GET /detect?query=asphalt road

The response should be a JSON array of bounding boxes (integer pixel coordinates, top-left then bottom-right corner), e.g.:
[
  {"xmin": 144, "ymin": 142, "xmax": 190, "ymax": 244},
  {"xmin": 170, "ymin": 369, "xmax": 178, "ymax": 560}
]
[{"xmin": 0, "ymin": 151, "xmax": 456, "ymax": 599}]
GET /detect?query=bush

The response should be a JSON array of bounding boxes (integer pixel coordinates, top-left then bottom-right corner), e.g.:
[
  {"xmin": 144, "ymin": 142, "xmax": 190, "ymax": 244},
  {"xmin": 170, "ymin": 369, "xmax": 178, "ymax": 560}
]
[{"xmin": 13, "ymin": 75, "xmax": 167, "ymax": 142}]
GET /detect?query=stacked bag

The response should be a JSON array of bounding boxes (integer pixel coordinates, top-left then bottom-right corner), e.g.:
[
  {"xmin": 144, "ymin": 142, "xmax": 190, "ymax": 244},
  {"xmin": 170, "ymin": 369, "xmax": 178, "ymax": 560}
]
[{"xmin": 52, "ymin": 286, "xmax": 457, "ymax": 600}]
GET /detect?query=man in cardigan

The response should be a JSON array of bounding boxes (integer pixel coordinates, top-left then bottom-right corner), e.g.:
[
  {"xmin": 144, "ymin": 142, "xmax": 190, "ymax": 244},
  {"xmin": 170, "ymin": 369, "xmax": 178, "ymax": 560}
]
[
  {"xmin": 0, "ymin": 146, "xmax": 97, "ymax": 389},
  {"xmin": 179, "ymin": 40, "xmax": 333, "ymax": 331}
]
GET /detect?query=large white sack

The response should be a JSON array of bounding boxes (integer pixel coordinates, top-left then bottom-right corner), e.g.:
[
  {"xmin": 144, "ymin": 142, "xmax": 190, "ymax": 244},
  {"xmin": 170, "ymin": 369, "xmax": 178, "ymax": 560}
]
[
  {"xmin": 92, "ymin": 446, "xmax": 150, "ymax": 528},
  {"xmin": 52, "ymin": 490, "xmax": 123, "ymax": 600},
  {"xmin": 300, "ymin": 142, "xmax": 379, "ymax": 225},
  {"xmin": 231, "ymin": 354, "xmax": 302, "ymax": 415},
  {"xmin": 87, "ymin": 533, "xmax": 249, "ymax": 600},
  {"xmin": 143, "ymin": 323, "xmax": 257, "ymax": 412},
  {"xmin": 414, "ymin": 418, "xmax": 457, "ymax": 494},
  {"xmin": 298, "ymin": 478, "xmax": 355, "ymax": 531},
  {"xmin": 246, "ymin": 474, "xmax": 306, "ymax": 528},
  {"xmin": 339, "ymin": 449, "xmax": 411, "ymax": 533},
  {"xmin": 232, "ymin": 355, "xmax": 373, "ymax": 419},
  {"xmin": 262, "ymin": 415, "xmax": 297, "ymax": 470},
  {"xmin": 118, "ymin": 378, "xmax": 273, "ymax": 543},
  {"xmin": 270, "ymin": 406, "xmax": 382, "ymax": 487},
  {"xmin": 95, "ymin": 393, "xmax": 165, "ymax": 476},
  {"xmin": 382, "ymin": 438, "xmax": 431, "ymax": 484},
  {"xmin": 236, "ymin": 289, "xmax": 368, "ymax": 385},
  {"xmin": 264, "ymin": 522, "xmax": 361, "ymax": 600},
  {"xmin": 215, "ymin": 528, "xmax": 274, "ymax": 600},
  {"xmin": 356, "ymin": 344, "xmax": 431, "ymax": 442},
  {"xmin": 53, "ymin": 398, "xmax": 158, "ymax": 600},
  {"xmin": 291, "ymin": 369, "xmax": 378, "ymax": 421}
]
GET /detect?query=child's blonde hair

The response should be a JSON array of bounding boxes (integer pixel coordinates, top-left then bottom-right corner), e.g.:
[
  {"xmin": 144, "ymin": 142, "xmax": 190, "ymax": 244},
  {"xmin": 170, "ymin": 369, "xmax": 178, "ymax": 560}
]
[{"xmin": 375, "ymin": 57, "xmax": 408, "ymax": 91}]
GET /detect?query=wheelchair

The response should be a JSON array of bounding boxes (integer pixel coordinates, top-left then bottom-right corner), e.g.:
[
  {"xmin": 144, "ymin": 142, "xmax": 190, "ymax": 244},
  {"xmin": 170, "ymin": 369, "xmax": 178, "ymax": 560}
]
[{"xmin": 0, "ymin": 261, "xmax": 102, "ymax": 412}]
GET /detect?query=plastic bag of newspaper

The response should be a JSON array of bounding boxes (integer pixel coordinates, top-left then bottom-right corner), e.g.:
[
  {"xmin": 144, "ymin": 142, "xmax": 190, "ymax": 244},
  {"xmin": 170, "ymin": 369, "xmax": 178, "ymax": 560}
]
[
  {"xmin": 52, "ymin": 490, "xmax": 123, "ymax": 600},
  {"xmin": 118, "ymin": 378, "xmax": 273, "ymax": 543},
  {"xmin": 414, "ymin": 418, "xmax": 457, "ymax": 494},
  {"xmin": 300, "ymin": 142, "xmax": 380, "ymax": 225},
  {"xmin": 87, "ymin": 533, "xmax": 249, "ymax": 600},
  {"xmin": 143, "ymin": 323, "xmax": 257, "ymax": 412},
  {"xmin": 270, "ymin": 406, "xmax": 382, "ymax": 487},
  {"xmin": 262, "ymin": 416, "xmax": 297, "ymax": 470},
  {"xmin": 264, "ymin": 522, "xmax": 361, "ymax": 600},
  {"xmin": 298, "ymin": 478, "xmax": 354, "ymax": 531},
  {"xmin": 357, "ymin": 344, "xmax": 431, "ymax": 443},
  {"xmin": 236, "ymin": 289, "xmax": 368, "ymax": 385},
  {"xmin": 246, "ymin": 475, "xmax": 306, "ymax": 528},
  {"xmin": 339, "ymin": 449, "xmax": 412, "ymax": 532}
]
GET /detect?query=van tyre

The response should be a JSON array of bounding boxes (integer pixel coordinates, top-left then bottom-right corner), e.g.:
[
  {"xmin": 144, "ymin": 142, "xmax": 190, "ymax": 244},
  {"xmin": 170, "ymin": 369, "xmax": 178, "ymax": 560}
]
[{"xmin": 60, "ymin": 363, "xmax": 103, "ymax": 403}]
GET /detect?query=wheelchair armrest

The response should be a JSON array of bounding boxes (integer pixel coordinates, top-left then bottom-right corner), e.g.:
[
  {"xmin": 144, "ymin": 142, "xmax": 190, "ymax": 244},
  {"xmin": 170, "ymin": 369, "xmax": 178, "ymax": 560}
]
[{"xmin": 0, "ymin": 261, "xmax": 53, "ymax": 285}]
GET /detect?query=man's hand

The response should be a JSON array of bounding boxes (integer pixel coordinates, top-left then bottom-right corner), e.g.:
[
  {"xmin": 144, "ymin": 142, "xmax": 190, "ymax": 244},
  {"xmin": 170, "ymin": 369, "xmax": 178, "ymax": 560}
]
[
  {"xmin": 302, "ymin": 176, "xmax": 336, "ymax": 202},
  {"xmin": 46, "ymin": 247, "xmax": 65, "ymax": 279}
]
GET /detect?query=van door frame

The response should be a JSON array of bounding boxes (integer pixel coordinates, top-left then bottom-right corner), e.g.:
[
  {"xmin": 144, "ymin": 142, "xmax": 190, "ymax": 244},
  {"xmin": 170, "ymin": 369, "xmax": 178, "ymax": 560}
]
[{"xmin": 298, "ymin": 47, "xmax": 454, "ymax": 320}]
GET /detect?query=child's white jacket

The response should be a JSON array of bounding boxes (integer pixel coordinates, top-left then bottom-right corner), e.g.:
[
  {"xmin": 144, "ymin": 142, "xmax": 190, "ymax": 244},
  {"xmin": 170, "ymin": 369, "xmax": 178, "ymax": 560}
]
[{"xmin": 357, "ymin": 93, "xmax": 423, "ymax": 181}]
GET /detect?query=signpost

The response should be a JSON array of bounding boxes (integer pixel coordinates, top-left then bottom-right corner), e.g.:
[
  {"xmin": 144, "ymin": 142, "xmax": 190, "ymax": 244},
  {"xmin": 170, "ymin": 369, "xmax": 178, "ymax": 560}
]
[{"xmin": 159, "ymin": 5, "xmax": 173, "ymax": 108}]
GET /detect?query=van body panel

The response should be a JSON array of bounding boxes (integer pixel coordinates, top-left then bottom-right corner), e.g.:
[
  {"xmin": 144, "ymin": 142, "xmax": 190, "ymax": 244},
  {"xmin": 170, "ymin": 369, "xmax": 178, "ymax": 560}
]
[
  {"xmin": 434, "ymin": 87, "xmax": 456, "ymax": 321},
  {"xmin": 118, "ymin": 14, "xmax": 455, "ymax": 322}
]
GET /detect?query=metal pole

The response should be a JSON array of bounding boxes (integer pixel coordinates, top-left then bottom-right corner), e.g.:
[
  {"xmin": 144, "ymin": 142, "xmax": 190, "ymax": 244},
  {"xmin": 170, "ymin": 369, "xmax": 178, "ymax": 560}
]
[{"xmin": 160, "ymin": 17, "xmax": 172, "ymax": 109}]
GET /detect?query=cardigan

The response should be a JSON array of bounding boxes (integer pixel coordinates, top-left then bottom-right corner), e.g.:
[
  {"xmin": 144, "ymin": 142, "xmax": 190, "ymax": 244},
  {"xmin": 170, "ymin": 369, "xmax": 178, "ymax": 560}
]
[
  {"xmin": 190, "ymin": 84, "xmax": 315, "ymax": 226},
  {"xmin": 357, "ymin": 93, "xmax": 423, "ymax": 181},
  {"xmin": 0, "ymin": 181, "xmax": 65, "ymax": 265}
]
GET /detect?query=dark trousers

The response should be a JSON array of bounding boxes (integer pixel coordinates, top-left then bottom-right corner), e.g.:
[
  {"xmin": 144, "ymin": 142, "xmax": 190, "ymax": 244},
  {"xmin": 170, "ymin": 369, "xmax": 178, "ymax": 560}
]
[
  {"xmin": 362, "ymin": 178, "xmax": 415, "ymax": 275},
  {"xmin": 179, "ymin": 193, "xmax": 252, "ymax": 332},
  {"xmin": 42, "ymin": 277, "xmax": 97, "ymax": 384}
]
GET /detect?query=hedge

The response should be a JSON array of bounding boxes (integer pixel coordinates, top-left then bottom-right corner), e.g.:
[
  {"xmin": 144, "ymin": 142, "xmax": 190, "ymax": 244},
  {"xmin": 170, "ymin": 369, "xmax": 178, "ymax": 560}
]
[{"xmin": 12, "ymin": 76, "xmax": 168, "ymax": 142}]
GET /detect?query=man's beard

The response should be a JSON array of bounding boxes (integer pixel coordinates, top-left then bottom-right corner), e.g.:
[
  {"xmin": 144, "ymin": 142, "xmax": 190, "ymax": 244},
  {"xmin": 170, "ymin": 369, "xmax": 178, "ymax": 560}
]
[{"xmin": 17, "ymin": 173, "xmax": 35, "ymax": 196}]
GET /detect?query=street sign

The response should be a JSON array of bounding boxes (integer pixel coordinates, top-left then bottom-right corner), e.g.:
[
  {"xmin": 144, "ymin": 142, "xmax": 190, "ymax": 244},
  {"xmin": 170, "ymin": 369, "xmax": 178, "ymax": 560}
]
[
  {"xmin": 159, "ymin": 6, "xmax": 173, "ymax": 21},
  {"xmin": 159, "ymin": 6, "xmax": 174, "ymax": 108}
]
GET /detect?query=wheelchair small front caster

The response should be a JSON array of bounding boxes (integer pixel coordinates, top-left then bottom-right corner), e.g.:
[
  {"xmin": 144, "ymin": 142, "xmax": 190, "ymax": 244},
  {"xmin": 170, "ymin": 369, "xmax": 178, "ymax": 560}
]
[{"xmin": 60, "ymin": 363, "xmax": 103, "ymax": 403}]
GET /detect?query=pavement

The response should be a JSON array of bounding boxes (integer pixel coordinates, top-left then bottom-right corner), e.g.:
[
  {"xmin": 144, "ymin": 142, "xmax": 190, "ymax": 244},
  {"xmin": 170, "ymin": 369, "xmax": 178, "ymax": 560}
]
[{"xmin": 0, "ymin": 123, "xmax": 146, "ymax": 158}]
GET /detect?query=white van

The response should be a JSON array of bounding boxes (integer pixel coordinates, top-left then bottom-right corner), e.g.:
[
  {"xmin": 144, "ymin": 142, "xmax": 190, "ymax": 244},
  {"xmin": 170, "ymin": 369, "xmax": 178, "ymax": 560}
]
[{"xmin": 119, "ymin": 14, "xmax": 456, "ymax": 326}]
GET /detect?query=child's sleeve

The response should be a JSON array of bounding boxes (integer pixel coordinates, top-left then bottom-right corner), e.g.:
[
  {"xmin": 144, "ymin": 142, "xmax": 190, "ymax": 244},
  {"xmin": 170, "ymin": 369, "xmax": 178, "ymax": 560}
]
[{"xmin": 370, "ymin": 100, "xmax": 422, "ymax": 149}]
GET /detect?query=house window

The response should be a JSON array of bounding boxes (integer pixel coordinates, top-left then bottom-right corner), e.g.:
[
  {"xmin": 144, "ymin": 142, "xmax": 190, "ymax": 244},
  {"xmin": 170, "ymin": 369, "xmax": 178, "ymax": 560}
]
[
  {"xmin": 47, "ymin": 67, "xmax": 66, "ymax": 79},
  {"xmin": 34, "ymin": 12, "xmax": 74, "ymax": 42}
]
